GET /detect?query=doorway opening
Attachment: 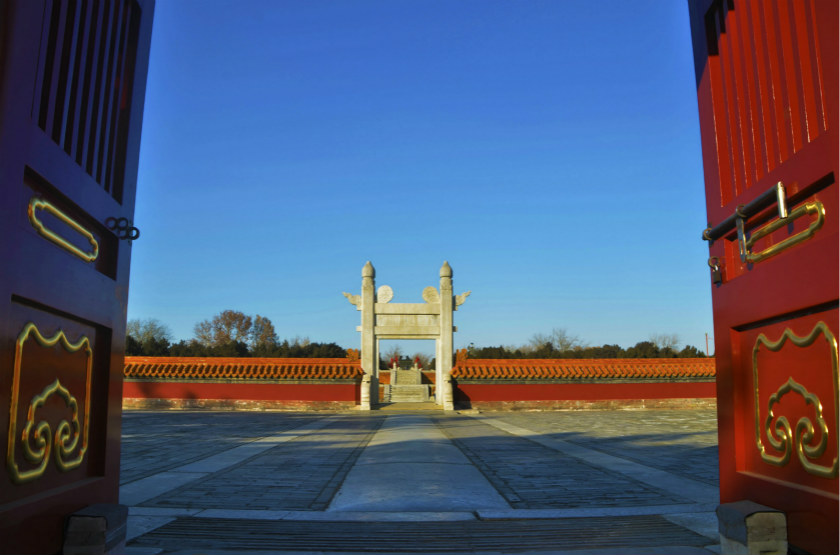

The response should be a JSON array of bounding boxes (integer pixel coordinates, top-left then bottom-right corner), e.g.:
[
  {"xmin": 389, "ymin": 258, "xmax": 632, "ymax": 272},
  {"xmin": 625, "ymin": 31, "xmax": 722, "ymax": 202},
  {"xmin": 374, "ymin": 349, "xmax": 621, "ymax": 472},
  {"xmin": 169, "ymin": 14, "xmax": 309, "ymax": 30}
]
[{"xmin": 379, "ymin": 339, "xmax": 436, "ymax": 403}]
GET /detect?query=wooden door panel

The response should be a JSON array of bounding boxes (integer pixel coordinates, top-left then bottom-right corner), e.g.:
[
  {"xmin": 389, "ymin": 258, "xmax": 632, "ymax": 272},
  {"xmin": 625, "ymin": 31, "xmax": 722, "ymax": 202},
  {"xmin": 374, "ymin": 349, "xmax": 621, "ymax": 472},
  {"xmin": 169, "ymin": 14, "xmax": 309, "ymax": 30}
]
[
  {"xmin": 689, "ymin": 1, "xmax": 838, "ymax": 553},
  {"xmin": 2, "ymin": 301, "xmax": 110, "ymax": 500},
  {"xmin": 0, "ymin": 1, "xmax": 153, "ymax": 552},
  {"xmin": 699, "ymin": 0, "xmax": 833, "ymax": 218},
  {"xmin": 733, "ymin": 310, "xmax": 838, "ymax": 490},
  {"xmin": 709, "ymin": 178, "xmax": 838, "ymax": 314},
  {"xmin": 22, "ymin": 168, "xmax": 120, "ymax": 280}
]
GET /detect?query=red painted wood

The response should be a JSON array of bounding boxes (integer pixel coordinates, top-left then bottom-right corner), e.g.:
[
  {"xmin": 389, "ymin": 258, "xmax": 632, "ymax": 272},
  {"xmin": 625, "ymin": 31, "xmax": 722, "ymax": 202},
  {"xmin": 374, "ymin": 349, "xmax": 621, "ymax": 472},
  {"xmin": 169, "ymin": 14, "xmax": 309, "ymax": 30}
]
[
  {"xmin": 454, "ymin": 382, "xmax": 716, "ymax": 402},
  {"xmin": 123, "ymin": 382, "xmax": 360, "ymax": 402},
  {"xmin": 0, "ymin": 1, "xmax": 154, "ymax": 553},
  {"xmin": 689, "ymin": 1, "xmax": 838, "ymax": 552}
]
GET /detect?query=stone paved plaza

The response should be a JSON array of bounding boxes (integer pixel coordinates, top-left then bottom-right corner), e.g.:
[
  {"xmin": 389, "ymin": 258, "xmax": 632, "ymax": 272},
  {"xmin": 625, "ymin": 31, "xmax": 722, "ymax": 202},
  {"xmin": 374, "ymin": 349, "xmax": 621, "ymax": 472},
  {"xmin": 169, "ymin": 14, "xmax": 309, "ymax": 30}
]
[{"xmin": 120, "ymin": 408, "xmax": 721, "ymax": 554}]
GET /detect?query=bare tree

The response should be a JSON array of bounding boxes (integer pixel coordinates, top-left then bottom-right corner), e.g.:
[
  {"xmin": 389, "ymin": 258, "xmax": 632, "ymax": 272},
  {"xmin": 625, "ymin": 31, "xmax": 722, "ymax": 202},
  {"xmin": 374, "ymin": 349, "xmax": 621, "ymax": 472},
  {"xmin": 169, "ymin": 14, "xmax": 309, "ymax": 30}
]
[
  {"xmin": 194, "ymin": 310, "xmax": 253, "ymax": 346},
  {"xmin": 127, "ymin": 318, "xmax": 172, "ymax": 344},
  {"xmin": 525, "ymin": 328, "xmax": 586, "ymax": 353},
  {"xmin": 381, "ymin": 344, "xmax": 403, "ymax": 366},
  {"xmin": 650, "ymin": 333, "xmax": 680, "ymax": 351},
  {"xmin": 412, "ymin": 352, "xmax": 432, "ymax": 369}
]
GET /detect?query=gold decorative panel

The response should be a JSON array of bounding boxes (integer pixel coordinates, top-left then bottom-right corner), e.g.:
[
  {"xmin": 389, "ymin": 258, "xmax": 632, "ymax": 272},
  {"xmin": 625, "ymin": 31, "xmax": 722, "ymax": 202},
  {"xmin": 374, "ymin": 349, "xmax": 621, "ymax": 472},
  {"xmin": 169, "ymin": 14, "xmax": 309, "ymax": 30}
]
[
  {"xmin": 753, "ymin": 321, "xmax": 839, "ymax": 478},
  {"xmin": 6, "ymin": 323, "xmax": 92, "ymax": 484}
]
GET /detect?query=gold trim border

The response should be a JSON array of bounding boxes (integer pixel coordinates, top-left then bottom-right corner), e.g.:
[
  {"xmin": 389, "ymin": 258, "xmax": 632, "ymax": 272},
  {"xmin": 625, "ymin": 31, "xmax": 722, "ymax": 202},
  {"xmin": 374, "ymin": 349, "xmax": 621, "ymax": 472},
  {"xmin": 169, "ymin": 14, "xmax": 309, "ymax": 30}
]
[
  {"xmin": 28, "ymin": 198, "xmax": 99, "ymax": 263},
  {"xmin": 753, "ymin": 321, "xmax": 839, "ymax": 478},
  {"xmin": 6, "ymin": 323, "xmax": 93, "ymax": 484}
]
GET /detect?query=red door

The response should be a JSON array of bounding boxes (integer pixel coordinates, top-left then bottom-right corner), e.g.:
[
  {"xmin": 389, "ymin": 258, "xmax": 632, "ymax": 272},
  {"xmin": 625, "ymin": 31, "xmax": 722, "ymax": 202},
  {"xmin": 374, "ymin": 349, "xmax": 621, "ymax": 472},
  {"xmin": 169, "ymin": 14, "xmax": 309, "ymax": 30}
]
[
  {"xmin": 0, "ymin": 1, "xmax": 154, "ymax": 552},
  {"xmin": 688, "ymin": 1, "xmax": 838, "ymax": 553}
]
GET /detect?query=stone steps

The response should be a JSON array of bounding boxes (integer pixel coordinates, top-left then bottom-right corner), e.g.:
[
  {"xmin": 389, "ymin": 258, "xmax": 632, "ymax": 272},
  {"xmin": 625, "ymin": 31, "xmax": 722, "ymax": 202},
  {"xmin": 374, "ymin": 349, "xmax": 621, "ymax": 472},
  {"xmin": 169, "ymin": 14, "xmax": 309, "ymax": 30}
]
[
  {"xmin": 389, "ymin": 384, "xmax": 430, "ymax": 402},
  {"xmin": 130, "ymin": 515, "xmax": 711, "ymax": 552}
]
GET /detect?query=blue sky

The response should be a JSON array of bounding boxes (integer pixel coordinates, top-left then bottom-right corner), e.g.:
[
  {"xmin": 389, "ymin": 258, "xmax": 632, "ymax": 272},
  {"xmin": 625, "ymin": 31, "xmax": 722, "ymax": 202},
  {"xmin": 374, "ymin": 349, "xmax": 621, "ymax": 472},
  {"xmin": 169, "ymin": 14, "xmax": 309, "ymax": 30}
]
[{"xmin": 129, "ymin": 0, "xmax": 714, "ymax": 355}]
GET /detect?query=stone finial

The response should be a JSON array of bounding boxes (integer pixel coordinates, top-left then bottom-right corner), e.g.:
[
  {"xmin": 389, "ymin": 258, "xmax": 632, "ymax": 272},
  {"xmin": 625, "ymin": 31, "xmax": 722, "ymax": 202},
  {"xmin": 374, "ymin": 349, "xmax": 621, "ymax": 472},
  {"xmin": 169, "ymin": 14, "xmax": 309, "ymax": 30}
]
[
  {"xmin": 362, "ymin": 261, "xmax": 375, "ymax": 278},
  {"xmin": 440, "ymin": 261, "xmax": 452, "ymax": 278}
]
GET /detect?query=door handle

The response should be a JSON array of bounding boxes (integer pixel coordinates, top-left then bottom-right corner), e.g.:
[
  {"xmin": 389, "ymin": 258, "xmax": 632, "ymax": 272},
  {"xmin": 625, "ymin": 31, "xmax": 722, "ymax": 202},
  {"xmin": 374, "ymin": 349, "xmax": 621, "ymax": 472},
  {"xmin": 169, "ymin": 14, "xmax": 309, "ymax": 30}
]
[
  {"xmin": 703, "ymin": 182, "xmax": 825, "ymax": 265},
  {"xmin": 736, "ymin": 200, "xmax": 824, "ymax": 264}
]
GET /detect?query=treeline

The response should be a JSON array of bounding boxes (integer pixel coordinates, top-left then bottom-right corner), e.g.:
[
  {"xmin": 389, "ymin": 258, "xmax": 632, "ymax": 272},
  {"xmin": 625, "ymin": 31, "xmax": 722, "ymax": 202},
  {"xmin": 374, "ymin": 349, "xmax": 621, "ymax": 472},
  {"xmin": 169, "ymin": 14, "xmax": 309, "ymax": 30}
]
[
  {"xmin": 467, "ymin": 341, "xmax": 704, "ymax": 359},
  {"xmin": 126, "ymin": 337, "xmax": 347, "ymax": 358},
  {"xmin": 126, "ymin": 312, "xmax": 346, "ymax": 358},
  {"xmin": 466, "ymin": 329, "xmax": 706, "ymax": 359},
  {"xmin": 126, "ymin": 317, "xmax": 705, "ymax": 360}
]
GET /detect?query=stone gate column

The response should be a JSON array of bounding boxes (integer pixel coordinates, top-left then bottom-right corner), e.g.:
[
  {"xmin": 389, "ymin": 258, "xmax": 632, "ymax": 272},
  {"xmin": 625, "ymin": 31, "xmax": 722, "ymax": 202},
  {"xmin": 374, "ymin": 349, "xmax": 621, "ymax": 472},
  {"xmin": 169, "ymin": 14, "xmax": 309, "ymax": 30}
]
[
  {"xmin": 435, "ymin": 338, "xmax": 441, "ymax": 403},
  {"xmin": 361, "ymin": 261, "xmax": 378, "ymax": 408},
  {"xmin": 438, "ymin": 261, "xmax": 454, "ymax": 404}
]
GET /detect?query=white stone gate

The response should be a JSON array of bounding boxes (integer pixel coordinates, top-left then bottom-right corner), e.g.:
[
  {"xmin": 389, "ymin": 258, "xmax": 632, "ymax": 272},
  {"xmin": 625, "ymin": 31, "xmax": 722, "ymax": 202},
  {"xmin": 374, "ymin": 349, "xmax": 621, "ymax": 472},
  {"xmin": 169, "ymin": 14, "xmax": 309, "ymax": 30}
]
[{"xmin": 343, "ymin": 261, "xmax": 469, "ymax": 410}]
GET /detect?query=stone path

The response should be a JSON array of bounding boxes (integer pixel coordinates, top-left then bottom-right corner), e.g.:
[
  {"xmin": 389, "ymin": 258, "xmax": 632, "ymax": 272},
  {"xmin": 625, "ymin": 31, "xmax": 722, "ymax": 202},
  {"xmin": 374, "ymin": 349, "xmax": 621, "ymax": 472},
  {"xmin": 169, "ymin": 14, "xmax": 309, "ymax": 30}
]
[{"xmin": 121, "ymin": 409, "xmax": 721, "ymax": 555}]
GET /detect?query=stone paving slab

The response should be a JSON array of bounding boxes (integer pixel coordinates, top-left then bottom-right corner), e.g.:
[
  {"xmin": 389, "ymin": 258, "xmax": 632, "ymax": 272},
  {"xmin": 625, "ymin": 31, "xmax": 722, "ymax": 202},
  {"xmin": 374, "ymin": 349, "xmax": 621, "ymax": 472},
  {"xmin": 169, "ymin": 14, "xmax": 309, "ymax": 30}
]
[
  {"xmin": 328, "ymin": 415, "xmax": 509, "ymax": 512},
  {"xmin": 121, "ymin": 409, "xmax": 721, "ymax": 554}
]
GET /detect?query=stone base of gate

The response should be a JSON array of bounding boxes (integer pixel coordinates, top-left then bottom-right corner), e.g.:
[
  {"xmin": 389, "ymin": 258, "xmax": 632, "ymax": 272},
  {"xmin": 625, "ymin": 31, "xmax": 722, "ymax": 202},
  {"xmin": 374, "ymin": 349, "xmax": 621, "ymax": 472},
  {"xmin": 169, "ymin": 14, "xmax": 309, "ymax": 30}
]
[
  {"xmin": 716, "ymin": 501, "xmax": 787, "ymax": 555},
  {"xmin": 63, "ymin": 504, "xmax": 128, "ymax": 555}
]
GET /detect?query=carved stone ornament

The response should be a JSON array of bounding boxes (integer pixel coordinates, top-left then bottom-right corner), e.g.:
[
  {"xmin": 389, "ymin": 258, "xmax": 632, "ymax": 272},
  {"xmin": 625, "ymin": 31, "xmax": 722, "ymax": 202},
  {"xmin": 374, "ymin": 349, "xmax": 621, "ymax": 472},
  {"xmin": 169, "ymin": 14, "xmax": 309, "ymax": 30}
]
[
  {"xmin": 422, "ymin": 286, "xmax": 440, "ymax": 303},
  {"xmin": 342, "ymin": 292, "xmax": 361, "ymax": 308},
  {"xmin": 455, "ymin": 291, "xmax": 471, "ymax": 306},
  {"xmin": 377, "ymin": 285, "xmax": 393, "ymax": 303}
]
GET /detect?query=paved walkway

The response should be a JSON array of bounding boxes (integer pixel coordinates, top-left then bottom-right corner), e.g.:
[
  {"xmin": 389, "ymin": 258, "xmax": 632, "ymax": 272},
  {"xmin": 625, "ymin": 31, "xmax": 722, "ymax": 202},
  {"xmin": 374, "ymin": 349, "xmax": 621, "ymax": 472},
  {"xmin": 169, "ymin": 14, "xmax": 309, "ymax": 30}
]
[{"xmin": 121, "ymin": 408, "xmax": 721, "ymax": 555}]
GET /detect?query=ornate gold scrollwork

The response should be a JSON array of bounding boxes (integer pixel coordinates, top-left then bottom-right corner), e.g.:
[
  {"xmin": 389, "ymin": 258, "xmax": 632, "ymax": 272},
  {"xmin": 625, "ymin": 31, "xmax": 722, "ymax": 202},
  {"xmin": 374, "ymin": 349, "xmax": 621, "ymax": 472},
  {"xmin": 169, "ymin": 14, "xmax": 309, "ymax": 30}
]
[
  {"xmin": 753, "ymin": 322, "xmax": 839, "ymax": 478},
  {"xmin": 6, "ymin": 323, "xmax": 92, "ymax": 484},
  {"xmin": 28, "ymin": 198, "xmax": 99, "ymax": 263}
]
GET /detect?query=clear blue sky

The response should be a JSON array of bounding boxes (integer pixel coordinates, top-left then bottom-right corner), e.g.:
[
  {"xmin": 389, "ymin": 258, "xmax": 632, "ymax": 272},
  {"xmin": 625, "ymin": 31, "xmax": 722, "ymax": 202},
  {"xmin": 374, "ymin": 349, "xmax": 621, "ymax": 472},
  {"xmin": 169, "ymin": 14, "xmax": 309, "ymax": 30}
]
[{"xmin": 129, "ymin": 0, "xmax": 714, "ymax": 355}]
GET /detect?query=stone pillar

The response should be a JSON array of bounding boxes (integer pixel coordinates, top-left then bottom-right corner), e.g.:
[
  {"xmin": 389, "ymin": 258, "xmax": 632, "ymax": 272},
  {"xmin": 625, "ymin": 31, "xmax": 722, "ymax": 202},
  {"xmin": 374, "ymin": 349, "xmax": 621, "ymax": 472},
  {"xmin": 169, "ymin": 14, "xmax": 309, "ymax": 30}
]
[
  {"xmin": 439, "ymin": 261, "xmax": 454, "ymax": 404},
  {"xmin": 442, "ymin": 373, "xmax": 454, "ymax": 411},
  {"xmin": 360, "ymin": 261, "xmax": 378, "ymax": 408},
  {"xmin": 360, "ymin": 374, "xmax": 371, "ymax": 410},
  {"xmin": 435, "ymin": 338, "xmax": 441, "ymax": 403}
]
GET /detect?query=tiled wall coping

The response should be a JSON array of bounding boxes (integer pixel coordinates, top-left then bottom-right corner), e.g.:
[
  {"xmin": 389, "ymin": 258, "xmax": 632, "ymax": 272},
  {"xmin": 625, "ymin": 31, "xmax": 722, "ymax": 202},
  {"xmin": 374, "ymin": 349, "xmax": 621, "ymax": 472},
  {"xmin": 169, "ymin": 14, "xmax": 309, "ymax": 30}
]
[
  {"xmin": 124, "ymin": 356, "xmax": 362, "ymax": 381},
  {"xmin": 451, "ymin": 358, "xmax": 714, "ymax": 380}
]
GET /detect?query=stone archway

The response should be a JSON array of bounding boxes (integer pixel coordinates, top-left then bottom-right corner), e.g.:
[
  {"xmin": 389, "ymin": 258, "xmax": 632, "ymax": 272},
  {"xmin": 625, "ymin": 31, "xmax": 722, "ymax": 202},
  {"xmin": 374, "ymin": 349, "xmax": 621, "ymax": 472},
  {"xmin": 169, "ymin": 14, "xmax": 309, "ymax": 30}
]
[{"xmin": 343, "ymin": 261, "xmax": 469, "ymax": 410}]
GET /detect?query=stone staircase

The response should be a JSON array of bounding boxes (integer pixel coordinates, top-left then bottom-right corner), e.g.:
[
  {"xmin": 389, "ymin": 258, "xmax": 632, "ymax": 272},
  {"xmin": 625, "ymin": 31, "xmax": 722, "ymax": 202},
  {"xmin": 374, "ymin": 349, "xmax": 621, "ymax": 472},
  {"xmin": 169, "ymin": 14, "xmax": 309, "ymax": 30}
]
[{"xmin": 385, "ymin": 368, "xmax": 430, "ymax": 403}]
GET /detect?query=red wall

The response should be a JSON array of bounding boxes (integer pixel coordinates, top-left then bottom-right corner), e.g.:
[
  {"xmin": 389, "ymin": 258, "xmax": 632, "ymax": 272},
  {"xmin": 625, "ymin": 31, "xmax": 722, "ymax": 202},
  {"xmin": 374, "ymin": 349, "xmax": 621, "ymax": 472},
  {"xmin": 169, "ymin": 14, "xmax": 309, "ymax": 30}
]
[
  {"xmin": 123, "ymin": 381, "xmax": 359, "ymax": 402},
  {"xmin": 454, "ymin": 381, "xmax": 716, "ymax": 402}
]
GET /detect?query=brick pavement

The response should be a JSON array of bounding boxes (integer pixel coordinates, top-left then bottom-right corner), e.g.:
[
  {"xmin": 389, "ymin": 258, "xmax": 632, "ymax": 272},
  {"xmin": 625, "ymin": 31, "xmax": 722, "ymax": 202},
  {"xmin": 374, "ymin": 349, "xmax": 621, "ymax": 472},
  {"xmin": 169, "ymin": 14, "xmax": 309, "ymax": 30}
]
[
  {"xmin": 120, "ymin": 408, "xmax": 721, "ymax": 555},
  {"xmin": 433, "ymin": 415, "xmax": 684, "ymax": 509},
  {"xmin": 121, "ymin": 411, "xmax": 320, "ymax": 483},
  {"xmin": 486, "ymin": 410, "xmax": 719, "ymax": 486},
  {"xmin": 137, "ymin": 416, "xmax": 384, "ymax": 511}
]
